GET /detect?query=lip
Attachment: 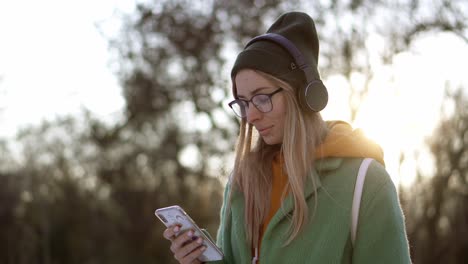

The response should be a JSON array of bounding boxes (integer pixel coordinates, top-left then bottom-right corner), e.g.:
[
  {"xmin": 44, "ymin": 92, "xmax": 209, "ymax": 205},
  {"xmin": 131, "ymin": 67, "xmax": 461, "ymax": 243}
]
[{"xmin": 257, "ymin": 125, "xmax": 273, "ymax": 136}]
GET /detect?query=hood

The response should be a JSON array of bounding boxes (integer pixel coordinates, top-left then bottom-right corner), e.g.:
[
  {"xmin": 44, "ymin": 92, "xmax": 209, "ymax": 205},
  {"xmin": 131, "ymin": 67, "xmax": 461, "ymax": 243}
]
[{"xmin": 315, "ymin": 121, "xmax": 385, "ymax": 166}]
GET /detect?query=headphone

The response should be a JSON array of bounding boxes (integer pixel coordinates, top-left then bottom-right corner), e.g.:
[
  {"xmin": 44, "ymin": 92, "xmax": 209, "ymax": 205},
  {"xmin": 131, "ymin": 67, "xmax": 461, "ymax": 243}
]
[{"xmin": 245, "ymin": 33, "xmax": 328, "ymax": 112}]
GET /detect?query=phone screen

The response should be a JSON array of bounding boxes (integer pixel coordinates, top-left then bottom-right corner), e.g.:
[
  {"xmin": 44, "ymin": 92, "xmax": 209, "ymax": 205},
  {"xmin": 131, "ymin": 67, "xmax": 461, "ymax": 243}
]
[{"xmin": 155, "ymin": 205, "xmax": 223, "ymax": 262}]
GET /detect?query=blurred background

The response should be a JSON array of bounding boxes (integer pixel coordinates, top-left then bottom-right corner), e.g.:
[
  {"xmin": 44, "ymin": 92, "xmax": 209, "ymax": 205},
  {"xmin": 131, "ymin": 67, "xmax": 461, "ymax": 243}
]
[{"xmin": 0, "ymin": 0, "xmax": 467, "ymax": 263}]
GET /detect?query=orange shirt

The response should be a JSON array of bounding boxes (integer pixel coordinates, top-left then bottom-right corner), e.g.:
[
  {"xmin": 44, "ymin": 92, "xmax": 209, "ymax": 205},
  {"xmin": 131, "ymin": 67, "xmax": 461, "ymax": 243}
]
[{"xmin": 258, "ymin": 154, "xmax": 288, "ymax": 252}]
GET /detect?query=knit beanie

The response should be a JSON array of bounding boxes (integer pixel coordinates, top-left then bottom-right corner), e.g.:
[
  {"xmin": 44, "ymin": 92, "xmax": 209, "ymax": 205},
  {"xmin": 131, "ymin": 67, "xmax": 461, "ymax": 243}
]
[{"xmin": 231, "ymin": 11, "xmax": 328, "ymax": 111}]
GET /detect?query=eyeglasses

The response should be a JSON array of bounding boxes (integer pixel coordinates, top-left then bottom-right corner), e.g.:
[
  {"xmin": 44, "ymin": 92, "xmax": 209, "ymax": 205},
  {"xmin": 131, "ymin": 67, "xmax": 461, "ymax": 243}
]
[{"xmin": 228, "ymin": 88, "xmax": 283, "ymax": 118}]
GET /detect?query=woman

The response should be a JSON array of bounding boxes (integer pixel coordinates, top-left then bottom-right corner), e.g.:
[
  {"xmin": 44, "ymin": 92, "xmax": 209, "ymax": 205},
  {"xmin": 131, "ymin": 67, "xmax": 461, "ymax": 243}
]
[{"xmin": 163, "ymin": 11, "xmax": 411, "ymax": 264}]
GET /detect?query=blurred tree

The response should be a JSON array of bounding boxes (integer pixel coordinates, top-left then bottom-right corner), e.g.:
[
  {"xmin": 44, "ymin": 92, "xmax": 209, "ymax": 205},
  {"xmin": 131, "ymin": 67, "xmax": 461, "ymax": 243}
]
[
  {"xmin": 0, "ymin": 171, "xmax": 22, "ymax": 263},
  {"xmin": 382, "ymin": 0, "xmax": 468, "ymax": 56},
  {"xmin": 402, "ymin": 88, "xmax": 468, "ymax": 264},
  {"xmin": 0, "ymin": 76, "xmax": 5, "ymax": 115},
  {"xmin": 308, "ymin": 0, "xmax": 467, "ymax": 121},
  {"xmin": 0, "ymin": 118, "xmax": 130, "ymax": 264},
  {"xmin": 0, "ymin": 0, "xmax": 467, "ymax": 263}
]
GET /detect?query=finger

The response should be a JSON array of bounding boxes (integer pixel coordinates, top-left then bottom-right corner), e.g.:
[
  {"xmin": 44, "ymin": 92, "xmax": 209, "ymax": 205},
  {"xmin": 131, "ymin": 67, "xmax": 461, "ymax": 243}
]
[
  {"xmin": 178, "ymin": 243, "xmax": 207, "ymax": 264},
  {"xmin": 163, "ymin": 225, "xmax": 181, "ymax": 240},
  {"xmin": 170, "ymin": 229, "xmax": 195, "ymax": 253},
  {"xmin": 175, "ymin": 236, "xmax": 204, "ymax": 260}
]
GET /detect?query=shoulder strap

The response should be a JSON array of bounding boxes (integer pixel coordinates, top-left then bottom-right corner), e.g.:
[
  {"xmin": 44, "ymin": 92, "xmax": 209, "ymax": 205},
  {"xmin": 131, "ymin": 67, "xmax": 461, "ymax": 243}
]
[{"xmin": 351, "ymin": 158, "xmax": 373, "ymax": 247}]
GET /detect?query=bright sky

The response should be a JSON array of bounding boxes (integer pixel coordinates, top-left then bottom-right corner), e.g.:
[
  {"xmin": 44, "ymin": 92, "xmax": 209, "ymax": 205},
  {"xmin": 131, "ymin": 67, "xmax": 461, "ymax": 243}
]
[
  {"xmin": 0, "ymin": 1, "xmax": 131, "ymax": 138},
  {"xmin": 333, "ymin": 32, "xmax": 468, "ymax": 186},
  {"xmin": 1, "ymin": 1, "xmax": 467, "ymax": 187}
]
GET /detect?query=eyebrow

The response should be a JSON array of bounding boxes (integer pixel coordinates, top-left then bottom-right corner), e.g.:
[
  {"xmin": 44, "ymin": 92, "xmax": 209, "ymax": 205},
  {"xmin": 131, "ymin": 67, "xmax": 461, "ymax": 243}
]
[{"xmin": 237, "ymin": 87, "xmax": 273, "ymax": 99}]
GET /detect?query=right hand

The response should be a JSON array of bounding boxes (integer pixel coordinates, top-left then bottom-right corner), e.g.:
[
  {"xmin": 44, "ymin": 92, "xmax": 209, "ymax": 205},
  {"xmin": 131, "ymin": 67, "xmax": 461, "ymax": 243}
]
[{"xmin": 163, "ymin": 225, "xmax": 206, "ymax": 264}]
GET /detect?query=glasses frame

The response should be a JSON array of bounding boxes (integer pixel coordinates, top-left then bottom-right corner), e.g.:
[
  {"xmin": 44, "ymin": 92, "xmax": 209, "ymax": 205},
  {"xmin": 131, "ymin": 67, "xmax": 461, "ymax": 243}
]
[{"xmin": 228, "ymin": 88, "xmax": 283, "ymax": 118}]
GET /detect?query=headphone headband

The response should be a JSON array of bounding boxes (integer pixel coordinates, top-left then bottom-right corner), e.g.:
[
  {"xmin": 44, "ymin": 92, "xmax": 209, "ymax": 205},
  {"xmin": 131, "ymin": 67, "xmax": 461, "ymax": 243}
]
[
  {"xmin": 244, "ymin": 33, "xmax": 328, "ymax": 112},
  {"xmin": 246, "ymin": 33, "xmax": 306, "ymax": 69},
  {"xmin": 246, "ymin": 33, "xmax": 317, "ymax": 84}
]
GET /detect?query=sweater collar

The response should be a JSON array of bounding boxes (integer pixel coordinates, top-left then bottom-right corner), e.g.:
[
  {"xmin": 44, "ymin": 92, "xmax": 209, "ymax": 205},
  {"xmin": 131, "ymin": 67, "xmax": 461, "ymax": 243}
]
[
  {"xmin": 228, "ymin": 157, "xmax": 342, "ymax": 248},
  {"xmin": 230, "ymin": 158, "xmax": 343, "ymax": 215},
  {"xmin": 265, "ymin": 162, "xmax": 323, "ymax": 229},
  {"xmin": 268, "ymin": 157, "xmax": 347, "ymax": 224}
]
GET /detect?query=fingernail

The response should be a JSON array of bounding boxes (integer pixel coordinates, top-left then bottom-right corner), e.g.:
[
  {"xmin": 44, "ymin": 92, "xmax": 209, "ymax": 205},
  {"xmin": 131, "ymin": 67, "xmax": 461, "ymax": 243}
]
[
  {"xmin": 196, "ymin": 237, "xmax": 203, "ymax": 244},
  {"xmin": 187, "ymin": 230, "xmax": 193, "ymax": 237},
  {"xmin": 173, "ymin": 226, "xmax": 180, "ymax": 232}
]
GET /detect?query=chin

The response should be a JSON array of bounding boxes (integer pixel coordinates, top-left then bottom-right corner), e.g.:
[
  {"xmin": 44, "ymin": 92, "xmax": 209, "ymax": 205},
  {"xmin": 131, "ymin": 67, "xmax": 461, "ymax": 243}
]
[{"xmin": 262, "ymin": 136, "xmax": 282, "ymax": 145}]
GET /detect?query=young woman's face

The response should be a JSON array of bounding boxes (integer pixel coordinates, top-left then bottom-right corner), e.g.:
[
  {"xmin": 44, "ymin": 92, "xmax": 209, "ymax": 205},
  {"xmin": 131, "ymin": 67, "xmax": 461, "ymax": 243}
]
[{"xmin": 235, "ymin": 69, "xmax": 287, "ymax": 145}]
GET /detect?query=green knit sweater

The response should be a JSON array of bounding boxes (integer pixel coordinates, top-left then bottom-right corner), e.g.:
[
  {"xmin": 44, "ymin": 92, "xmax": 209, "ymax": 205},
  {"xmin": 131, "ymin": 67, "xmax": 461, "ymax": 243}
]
[{"xmin": 210, "ymin": 158, "xmax": 411, "ymax": 264}]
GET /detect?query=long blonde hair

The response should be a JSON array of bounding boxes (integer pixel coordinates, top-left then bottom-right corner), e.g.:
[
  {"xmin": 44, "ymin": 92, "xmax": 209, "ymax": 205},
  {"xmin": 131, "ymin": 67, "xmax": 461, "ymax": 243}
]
[{"xmin": 229, "ymin": 70, "xmax": 328, "ymax": 248}]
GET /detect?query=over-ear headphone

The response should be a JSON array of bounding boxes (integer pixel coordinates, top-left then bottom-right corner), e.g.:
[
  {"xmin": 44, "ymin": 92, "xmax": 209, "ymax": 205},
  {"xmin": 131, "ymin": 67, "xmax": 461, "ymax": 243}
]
[{"xmin": 245, "ymin": 33, "xmax": 328, "ymax": 112}]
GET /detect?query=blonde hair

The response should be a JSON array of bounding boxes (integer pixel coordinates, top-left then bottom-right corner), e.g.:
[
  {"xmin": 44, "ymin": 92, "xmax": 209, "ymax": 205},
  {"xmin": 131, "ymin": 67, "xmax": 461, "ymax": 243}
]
[{"xmin": 229, "ymin": 70, "xmax": 328, "ymax": 248}]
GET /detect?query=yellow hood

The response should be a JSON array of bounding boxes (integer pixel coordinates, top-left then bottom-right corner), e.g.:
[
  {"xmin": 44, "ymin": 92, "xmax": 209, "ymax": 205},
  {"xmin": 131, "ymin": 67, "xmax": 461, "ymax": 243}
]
[{"xmin": 315, "ymin": 121, "xmax": 385, "ymax": 166}]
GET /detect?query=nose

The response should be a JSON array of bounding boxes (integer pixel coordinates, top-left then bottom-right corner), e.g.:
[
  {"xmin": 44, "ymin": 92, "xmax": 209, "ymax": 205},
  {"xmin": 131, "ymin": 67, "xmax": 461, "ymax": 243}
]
[{"xmin": 246, "ymin": 104, "xmax": 262, "ymax": 123}]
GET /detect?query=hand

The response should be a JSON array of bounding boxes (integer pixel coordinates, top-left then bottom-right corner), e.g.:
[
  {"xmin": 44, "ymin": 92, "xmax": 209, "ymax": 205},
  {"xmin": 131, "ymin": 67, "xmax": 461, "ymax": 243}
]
[{"xmin": 163, "ymin": 225, "xmax": 206, "ymax": 264}]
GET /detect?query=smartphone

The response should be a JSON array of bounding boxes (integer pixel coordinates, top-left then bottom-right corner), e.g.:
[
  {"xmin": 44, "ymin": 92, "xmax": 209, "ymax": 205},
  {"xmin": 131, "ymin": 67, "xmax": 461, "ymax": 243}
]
[{"xmin": 155, "ymin": 205, "xmax": 223, "ymax": 262}]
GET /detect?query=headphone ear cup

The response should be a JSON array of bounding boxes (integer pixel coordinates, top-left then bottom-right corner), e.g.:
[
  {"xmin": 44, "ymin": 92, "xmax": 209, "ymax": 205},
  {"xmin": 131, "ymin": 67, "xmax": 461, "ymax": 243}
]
[{"xmin": 304, "ymin": 80, "xmax": 328, "ymax": 112}]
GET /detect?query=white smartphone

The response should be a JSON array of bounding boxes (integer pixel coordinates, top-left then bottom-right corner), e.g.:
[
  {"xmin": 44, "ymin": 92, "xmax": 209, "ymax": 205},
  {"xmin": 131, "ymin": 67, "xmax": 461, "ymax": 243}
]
[{"xmin": 155, "ymin": 205, "xmax": 223, "ymax": 262}]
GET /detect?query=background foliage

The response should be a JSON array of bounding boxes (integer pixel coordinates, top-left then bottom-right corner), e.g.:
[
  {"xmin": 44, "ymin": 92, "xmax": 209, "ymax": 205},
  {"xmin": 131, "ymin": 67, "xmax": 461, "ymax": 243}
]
[{"xmin": 0, "ymin": 0, "xmax": 467, "ymax": 263}]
